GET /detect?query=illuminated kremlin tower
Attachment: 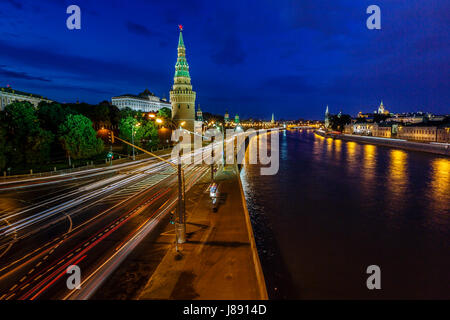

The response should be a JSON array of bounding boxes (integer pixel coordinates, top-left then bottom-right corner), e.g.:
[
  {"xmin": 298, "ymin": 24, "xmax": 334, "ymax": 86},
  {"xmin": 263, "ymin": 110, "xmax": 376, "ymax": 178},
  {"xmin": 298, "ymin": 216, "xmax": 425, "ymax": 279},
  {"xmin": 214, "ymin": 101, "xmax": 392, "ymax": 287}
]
[
  {"xmin": 324, "ymin": 105, "xmax": 330, "ymax": 129},
  {"xmin": 196, "ymin": 104, "xmax": 203, "ymax": 122},
  {"xmin": 170, "ymin": 25, "xmax": 196, "ymax": 132}
]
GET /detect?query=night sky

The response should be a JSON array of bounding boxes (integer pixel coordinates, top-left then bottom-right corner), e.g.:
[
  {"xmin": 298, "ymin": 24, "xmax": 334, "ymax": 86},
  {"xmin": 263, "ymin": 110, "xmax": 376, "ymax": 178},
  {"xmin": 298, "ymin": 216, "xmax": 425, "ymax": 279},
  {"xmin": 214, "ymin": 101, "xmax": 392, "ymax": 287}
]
[{"xmin": 0, "ymin": 0, "xmax": 448, "ymax": 119}]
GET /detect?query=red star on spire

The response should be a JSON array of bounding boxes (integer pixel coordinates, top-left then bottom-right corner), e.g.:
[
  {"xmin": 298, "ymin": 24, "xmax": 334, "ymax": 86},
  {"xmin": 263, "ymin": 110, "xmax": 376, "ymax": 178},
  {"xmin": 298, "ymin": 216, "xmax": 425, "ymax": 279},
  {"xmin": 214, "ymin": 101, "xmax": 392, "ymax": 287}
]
[{"xmin": 178, "ymin": 24, "xmax": 183, "ymax": 31}]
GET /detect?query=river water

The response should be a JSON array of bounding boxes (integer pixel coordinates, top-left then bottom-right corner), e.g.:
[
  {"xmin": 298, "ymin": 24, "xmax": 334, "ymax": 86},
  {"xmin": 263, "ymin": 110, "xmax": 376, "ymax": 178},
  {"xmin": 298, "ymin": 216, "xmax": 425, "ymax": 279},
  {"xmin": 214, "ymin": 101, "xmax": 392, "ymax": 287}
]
[{"xmin": 241, "ymin": 129, "xmax": 449, "ymax": 299}]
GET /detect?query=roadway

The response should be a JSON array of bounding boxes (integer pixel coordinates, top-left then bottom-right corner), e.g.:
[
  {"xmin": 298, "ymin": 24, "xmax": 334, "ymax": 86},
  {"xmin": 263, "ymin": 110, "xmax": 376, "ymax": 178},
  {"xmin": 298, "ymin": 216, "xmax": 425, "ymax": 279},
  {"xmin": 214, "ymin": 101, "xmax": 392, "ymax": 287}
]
[{"xmin": 0, "ymin": 147, "xmax": 211, "ymax": 300}]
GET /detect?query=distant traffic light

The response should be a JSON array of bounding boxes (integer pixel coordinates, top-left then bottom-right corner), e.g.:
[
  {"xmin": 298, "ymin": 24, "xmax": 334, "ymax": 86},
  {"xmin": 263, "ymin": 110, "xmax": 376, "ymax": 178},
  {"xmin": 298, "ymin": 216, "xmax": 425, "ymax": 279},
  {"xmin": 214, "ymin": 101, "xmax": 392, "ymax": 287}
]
[
  {"xmin": 107, "ymin": 130, "xmax": 115, "ymax": 144},
  {"xmin": 169, "ymin": 211, "xmax": 175, "ymax": 224},
  {"xmin": 107, "ymin": 151, "xmax": 113, "ymax": 159}
]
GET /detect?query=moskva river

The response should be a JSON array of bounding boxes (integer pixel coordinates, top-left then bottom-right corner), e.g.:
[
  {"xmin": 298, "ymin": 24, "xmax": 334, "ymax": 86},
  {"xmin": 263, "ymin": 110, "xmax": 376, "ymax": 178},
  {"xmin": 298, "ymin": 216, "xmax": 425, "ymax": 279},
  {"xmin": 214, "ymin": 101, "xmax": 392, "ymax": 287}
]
[{"xmin": 241, "ymin": 129, "xmax": 449, "ymax": 299}]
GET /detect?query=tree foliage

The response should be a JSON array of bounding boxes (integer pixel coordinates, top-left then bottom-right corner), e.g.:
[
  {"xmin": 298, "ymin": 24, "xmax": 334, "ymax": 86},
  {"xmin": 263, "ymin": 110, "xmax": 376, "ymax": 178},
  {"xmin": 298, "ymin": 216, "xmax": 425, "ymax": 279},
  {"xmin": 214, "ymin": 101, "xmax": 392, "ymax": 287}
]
[
  {"xmin": 141, "ymin": 120, "xmax": 159, "ymax": 149},
  {"xmin": 119, "ymin": 116, "xmax": 161, "ymax": 152},
  {"xmin": 58, "ymin": 114, "xmax": 104, "ymax": 159},
  {"xmin": 157, "ymin": 107, "xmax": 172, "ymax": 119},
  {"xmin": 2, "ymin": 101, "xmax": 54, "ymax": 167},
  {"xmin": 0, "ymin": 98, "xmax": 168, "ymax": 171},
  {"xmin": 118, "ymin": 116, "xmax": 144, "ymax": 153},
  {"xmin": 0, "ymin": 121, "xmax": 7, "ymax": 170},
  {"xmin": 37, "ymin": 102, "xmax": 75, "ymax": 132}
]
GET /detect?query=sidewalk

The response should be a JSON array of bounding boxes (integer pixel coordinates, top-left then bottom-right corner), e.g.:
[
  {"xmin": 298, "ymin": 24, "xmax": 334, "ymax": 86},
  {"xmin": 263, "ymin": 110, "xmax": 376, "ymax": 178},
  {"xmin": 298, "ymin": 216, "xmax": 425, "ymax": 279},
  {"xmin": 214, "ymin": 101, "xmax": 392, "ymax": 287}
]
[{"xmin": 137, "ymin": 164, "xmax": 267, "ymax": 300}]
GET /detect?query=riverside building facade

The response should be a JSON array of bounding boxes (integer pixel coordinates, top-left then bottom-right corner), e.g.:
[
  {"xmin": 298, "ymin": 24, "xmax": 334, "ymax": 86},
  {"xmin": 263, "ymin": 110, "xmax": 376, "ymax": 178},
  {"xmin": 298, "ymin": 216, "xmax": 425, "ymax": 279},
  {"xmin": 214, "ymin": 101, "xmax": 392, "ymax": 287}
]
[
  {"xmin": 111, "ymin": 89, "xmax": 171, "ymax": 112},
  {"xmin": 0, "ymin": 87, "xmax": 52, "ymax": 111}
]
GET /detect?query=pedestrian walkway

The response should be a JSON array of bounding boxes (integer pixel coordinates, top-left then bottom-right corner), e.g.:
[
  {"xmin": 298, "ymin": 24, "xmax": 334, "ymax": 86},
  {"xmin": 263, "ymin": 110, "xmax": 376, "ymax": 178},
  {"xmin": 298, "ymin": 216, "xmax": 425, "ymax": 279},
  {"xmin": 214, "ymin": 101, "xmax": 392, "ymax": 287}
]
[{"xmin": 138, "ymin": 164, "xmax": 267, "ymax": 300}]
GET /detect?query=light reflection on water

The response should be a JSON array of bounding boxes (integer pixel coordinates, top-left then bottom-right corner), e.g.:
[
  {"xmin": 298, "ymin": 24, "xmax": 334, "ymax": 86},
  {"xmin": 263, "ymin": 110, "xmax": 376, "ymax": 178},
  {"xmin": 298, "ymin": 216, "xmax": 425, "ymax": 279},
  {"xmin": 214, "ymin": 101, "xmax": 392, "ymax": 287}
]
[
  {"xmin": 429, "ymin": 158, "xmax": 450, "ymax": 224},
  {"xmin": 387, "ymin": 150, "xmax": 408, "ymax": 213},
  {"xmin": 241, "ymin": 130, "xmax": 450, "ymax": 299}
]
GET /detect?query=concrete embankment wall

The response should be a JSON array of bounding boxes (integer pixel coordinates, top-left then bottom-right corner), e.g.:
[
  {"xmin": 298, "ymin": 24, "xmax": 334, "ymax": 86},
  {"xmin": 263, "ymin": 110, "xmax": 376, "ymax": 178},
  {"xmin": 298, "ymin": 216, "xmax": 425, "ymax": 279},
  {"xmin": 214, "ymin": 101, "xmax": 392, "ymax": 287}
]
[
  {"xmin": 316, "ymin": 131, "xmax": 450, "ymax": 157},
  {"xmin": 235, "ymin": 165, "xmax": 268, "ymax": 300}
]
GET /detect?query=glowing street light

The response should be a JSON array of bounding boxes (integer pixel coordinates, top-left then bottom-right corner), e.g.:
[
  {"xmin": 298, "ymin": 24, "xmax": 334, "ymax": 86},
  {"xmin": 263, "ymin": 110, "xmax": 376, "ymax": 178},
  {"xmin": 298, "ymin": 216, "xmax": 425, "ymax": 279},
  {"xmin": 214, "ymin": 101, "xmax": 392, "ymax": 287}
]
[
  {"xmin": 132, "ymin": 122, "xmax": 141, "ymax": 160},
  {"xmin": 156, "ymin": 118, "xmax": 163, "ymax": 124}
]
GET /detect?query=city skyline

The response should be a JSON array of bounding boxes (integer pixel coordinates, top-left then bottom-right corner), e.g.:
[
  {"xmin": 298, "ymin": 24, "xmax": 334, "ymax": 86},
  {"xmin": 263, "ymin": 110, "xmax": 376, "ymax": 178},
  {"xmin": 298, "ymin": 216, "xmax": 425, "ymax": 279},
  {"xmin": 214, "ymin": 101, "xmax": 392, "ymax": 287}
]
[
  {"xmin": 0, "ymin": 0, "xmax": 448, "ymax": 120},
  {"xmin": 0, "ymin": 0, "xmax": 448, "ymax": 305}
]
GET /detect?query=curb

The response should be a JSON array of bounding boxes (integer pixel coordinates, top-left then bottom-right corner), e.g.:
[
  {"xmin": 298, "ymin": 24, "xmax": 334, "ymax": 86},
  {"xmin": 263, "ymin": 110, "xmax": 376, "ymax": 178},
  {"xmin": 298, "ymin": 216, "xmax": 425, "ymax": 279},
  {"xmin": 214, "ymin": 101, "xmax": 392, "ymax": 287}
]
[{"xmin": 234, "ymin": 164, "xmax": 269, "ymax": 300}]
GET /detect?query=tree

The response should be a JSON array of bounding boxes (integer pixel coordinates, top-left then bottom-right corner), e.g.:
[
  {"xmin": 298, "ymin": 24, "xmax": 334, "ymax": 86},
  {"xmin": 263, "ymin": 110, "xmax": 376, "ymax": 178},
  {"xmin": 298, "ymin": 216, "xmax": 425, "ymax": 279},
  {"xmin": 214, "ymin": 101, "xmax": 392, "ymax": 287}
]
[
  {"xmin": 373, "ymin": 113, "xmax": 390, "ymax": 123},
  {"xmin": 141, "ymin": 120, "xmax": 159, "ymax": 149},
  {"xmin": 3, "ymin": 101, "xmax": 53, "ymax": 166},
  {"xmin": 119, "ymin": 107, "xmax": 139, "ymax": 120},
  {"xmin": 58, "ymin": 114, "xmax": 104, "ymax": 160},
  {"xmin": 118, "ymin": 116, "xmax": 144, "ymax": 154},
  {"xmin": 37, "ymin": 102, "xmax": 75, "ymax": 133},
  {"xmin": 157, "ymin": 107, "xmax": 172, "ymax": 119},
  {"xmin": 329, "ymin": 114, "xmax": 352, "ymax": 132},
  {"xmin": 26, "ymin": 128, "xmax": 54, "ymax": 165},
  {"xmin": 91, "ymin": 102, "xmax": 111, "ymax": 128},
  {"xmin": 108, "ymin": 104, "xmax": 121, "ymax": 128},
  {"xmin": 0, "ymin": 121, "xmax": 7, "ymax": 171}
]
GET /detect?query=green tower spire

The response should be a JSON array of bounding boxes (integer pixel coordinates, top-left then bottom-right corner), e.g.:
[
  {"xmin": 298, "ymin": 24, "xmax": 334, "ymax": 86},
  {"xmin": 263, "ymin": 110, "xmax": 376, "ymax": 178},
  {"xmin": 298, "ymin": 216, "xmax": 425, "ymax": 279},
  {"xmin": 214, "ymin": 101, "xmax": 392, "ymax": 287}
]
[
  {"xmin": 174, "ymin": 28, "xmax": 190, "ymax": 78},
  {"xmin": 178, "ymin": 30, "xmax": 185, "ymax": 47}
]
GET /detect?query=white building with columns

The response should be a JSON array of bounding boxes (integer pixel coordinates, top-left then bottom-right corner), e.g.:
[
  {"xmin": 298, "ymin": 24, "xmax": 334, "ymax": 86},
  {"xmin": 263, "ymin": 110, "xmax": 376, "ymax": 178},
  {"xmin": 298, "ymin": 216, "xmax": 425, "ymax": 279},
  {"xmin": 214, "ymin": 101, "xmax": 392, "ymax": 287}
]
[
  {"xmin": 0, "ymin": 87, "xmax": 53, "ymax": 111},
  {"xmin": 111, "ymin": 89, "xmax": 171, "ymax": 112}
]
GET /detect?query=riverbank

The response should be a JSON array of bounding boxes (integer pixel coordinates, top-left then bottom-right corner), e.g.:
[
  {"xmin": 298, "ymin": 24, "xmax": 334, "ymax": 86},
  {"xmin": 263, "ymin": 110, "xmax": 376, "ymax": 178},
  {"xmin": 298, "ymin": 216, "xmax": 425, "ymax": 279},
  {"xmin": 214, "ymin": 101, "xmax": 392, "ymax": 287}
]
[{"xmin": 315, "ymin": 130, "xmax": 450, "ymax": 156}]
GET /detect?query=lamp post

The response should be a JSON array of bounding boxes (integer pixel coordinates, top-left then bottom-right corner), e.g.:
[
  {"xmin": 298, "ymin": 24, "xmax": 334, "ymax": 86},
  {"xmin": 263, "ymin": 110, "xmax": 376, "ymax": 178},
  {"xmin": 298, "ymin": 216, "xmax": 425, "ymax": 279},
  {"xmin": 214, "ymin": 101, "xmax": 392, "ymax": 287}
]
[
  {"xmin": 217, "ymin": 122, "xmax": 226, "ymax": 165},
  {"xmin": 131, "ymin": 122, "xmax": 140, "ymax": 160},
  {"xmin": 211, "ymin": 135, "xmax": 215, "ymax": 183},
  {"xmin": 111, "ymin": 132, "xmax": 186, "ymax": 245},
  {"xmin": 177, "ymin": 149, "xmax": 186, "ymax": 244}
]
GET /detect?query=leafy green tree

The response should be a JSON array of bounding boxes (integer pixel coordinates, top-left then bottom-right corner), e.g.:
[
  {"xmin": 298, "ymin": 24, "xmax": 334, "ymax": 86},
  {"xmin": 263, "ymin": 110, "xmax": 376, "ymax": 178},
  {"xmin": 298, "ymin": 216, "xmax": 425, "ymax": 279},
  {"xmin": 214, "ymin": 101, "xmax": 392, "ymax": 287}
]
[
  {"xmin": 0, "ymin": 121, "xmax": 7, "ymax": 171},
  {"xmin": 92, "ymin": 101, "xmax": 111, "ymax": 128},
  {"xmin": 26, "ymin": 128, "xmax": 54, "ymax": 164},
  {"xmin": 58, "ymin": 114, "xmax": 104, "ymax": 160},
  {"xmin": 157, "ymin": 107, "xmax": 172, "ymax": 119},
  {"xmin": 108, "ymin": 105, "xmax": 121, "ymax": 128},
  {"xmin": 37, "ymin": 102, "xmax": 75, "ymax": 132},
  {"xmin": 3, "ymin": 101, "xmax": 53, "ymax": 166},
  {"xmin": 119, "ymin": 107, "xmax": 139, "ymax": 120},
  {"xmin": 141, "ymin": 120, "xmax": 159, "ymax": 149},
  {"xmin": 118, "ymin": 116, "xmax": 144, "ymax": 154}
]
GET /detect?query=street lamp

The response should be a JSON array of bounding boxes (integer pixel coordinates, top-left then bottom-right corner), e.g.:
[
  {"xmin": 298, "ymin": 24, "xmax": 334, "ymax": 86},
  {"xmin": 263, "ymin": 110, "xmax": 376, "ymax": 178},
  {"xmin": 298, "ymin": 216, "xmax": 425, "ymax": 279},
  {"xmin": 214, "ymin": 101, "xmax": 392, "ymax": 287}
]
[
  {"xmin": 132, "ymin": 122, "xmax": 141, "ymax": 160},
  {"xmin": 110, "ymin": 133, "xmax": 187, "ymax": 245},
  {"xmin": 156, "ymin": 118, "xmax": 163, "ymax": 124}
]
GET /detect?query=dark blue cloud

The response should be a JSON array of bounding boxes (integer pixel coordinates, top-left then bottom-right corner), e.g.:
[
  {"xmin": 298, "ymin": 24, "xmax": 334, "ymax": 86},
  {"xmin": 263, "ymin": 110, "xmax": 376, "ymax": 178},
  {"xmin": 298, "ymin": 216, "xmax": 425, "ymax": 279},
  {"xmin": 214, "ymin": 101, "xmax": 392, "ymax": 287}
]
[
  {"xmin": 126, "ymin": 21, "xmax": 160, "ymax": 37},
  {"xmin": 0, "ymin": 65, "xmax": 50, "ymax": 82},
  {"xmin": 4, "ymin": 0, "xmax": 22, "ymax": 10}
]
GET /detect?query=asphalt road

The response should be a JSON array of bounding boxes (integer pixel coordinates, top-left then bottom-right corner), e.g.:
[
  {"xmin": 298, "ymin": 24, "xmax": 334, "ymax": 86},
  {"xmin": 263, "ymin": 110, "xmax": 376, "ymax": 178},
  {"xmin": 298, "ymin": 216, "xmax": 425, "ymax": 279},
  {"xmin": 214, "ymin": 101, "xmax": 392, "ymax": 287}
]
[{"xmin": 0, "ymin": 148, "xmax": 211, "ymax": 300}]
